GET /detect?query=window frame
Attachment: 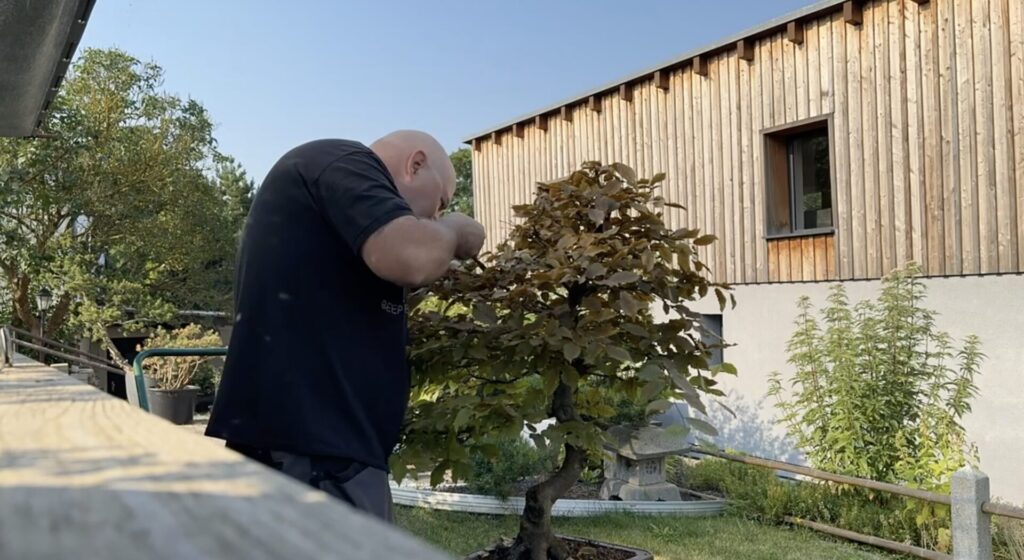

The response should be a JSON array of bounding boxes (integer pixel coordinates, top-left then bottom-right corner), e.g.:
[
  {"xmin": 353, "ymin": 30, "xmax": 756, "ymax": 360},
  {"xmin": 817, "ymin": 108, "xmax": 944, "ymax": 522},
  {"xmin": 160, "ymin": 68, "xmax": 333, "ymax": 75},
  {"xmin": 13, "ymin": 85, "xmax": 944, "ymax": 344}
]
[{"xmin": 762, "ymin": 114, "xmax": 837, "ymax": 240}]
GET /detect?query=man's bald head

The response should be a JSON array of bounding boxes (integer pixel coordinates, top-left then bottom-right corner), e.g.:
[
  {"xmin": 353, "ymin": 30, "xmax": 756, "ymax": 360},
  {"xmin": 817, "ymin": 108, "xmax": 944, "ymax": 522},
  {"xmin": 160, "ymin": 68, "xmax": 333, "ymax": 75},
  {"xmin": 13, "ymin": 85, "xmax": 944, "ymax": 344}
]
[{"xmin": 370, "ymin": 130, "xmax": 456, "ymax": 219}]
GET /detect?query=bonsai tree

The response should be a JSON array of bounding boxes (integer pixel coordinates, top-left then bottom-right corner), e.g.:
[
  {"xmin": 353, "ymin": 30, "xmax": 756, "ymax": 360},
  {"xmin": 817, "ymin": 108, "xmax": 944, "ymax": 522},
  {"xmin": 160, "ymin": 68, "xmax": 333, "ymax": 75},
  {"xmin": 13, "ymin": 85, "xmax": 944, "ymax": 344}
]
[
  {"xmin": 397, "ymin": 162, "xmax": 734, "ymax": 559},
  {"xmin": 142, "ymin": 324, "xmax": 223, "ymax": 390}
]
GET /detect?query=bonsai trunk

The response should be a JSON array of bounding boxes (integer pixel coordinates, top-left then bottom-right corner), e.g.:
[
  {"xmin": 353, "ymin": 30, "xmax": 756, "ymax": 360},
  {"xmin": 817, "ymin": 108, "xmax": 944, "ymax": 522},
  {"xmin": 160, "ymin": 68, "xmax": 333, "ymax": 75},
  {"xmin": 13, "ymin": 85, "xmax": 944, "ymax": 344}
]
[{"xmin": 510, "ymin": 380, "xmax": 586, "ymax": 560}]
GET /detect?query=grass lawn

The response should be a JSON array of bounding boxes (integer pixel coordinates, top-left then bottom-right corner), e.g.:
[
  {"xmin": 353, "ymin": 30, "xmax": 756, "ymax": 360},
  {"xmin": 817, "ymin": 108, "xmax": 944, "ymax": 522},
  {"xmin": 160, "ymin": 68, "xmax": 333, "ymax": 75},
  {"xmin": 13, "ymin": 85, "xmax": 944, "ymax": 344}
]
[{"xmin": 396, "ymin": 507, "xmax": 896, "ymax": 559}]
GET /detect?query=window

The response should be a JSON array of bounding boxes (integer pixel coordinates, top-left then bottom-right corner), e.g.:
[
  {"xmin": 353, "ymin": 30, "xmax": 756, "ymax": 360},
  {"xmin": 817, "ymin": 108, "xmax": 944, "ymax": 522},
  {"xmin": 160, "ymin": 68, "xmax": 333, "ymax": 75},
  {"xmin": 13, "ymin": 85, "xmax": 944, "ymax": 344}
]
[
  {"xmin": 765, "ymin": 119, "xmax": 834, "ymax": 237},
  {"xmin": 698, "ymin": 314, "xmax": 723, "ymax": 367}
]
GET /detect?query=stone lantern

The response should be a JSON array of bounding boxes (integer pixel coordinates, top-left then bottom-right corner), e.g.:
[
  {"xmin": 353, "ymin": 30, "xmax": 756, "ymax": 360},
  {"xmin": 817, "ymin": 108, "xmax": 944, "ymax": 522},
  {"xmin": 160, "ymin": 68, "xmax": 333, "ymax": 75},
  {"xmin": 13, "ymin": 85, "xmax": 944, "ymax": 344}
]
[{"xmin": 599, "ymin": 425, "xmax": 688, "ymax": 501}]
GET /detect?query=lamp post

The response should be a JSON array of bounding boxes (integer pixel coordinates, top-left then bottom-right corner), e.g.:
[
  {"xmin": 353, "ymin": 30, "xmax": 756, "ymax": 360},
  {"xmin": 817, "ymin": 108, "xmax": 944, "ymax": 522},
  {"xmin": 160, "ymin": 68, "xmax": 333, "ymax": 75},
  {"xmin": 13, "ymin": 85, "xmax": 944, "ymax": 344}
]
[{"xmin": 36, "ymin": 287, "xmax": 53, "ymax": 338}]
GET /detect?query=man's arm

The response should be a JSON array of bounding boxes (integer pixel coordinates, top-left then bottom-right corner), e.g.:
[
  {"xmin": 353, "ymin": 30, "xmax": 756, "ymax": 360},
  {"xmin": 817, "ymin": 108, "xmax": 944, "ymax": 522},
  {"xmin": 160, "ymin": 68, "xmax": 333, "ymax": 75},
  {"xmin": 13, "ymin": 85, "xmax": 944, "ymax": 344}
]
[{"xmin": 362, "ymin": 212, "xmax": 484, "ymax": 288}]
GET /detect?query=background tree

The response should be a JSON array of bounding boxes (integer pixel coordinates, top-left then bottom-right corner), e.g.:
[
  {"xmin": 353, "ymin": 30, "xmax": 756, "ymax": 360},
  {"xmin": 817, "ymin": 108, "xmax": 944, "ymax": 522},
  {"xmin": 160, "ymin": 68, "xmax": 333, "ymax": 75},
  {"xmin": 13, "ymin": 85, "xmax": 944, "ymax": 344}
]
[
  {"xmin": 398, "ymin": 162, "xmax": 734, "ymax": 559},
  {"xmin": 215, "ymin": 154, "xmax": 256, "ymax": 237},
  {"xmin": 0, "ymin": 48, "xmax": 237, "ymax": 360},
  {"xmin": 448, "ymin": 148, "xmax": 474, "ymax": 217}
]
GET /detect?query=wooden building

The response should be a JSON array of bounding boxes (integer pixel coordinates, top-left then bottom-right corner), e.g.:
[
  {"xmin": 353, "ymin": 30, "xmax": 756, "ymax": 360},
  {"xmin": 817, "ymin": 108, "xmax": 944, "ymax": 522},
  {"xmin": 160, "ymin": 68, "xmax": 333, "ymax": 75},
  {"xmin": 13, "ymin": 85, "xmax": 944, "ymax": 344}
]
[{"xmin": 463, "ymin": 0, "xmax": 1024, "ymax": 503}]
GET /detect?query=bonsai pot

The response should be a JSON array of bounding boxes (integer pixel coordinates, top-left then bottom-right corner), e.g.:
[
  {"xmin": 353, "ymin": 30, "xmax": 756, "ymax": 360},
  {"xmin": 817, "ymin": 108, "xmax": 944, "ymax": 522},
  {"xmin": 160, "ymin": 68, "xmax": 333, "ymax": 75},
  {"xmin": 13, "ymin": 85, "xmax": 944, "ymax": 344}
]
[
  {"xmin": 146, "ymin": 385, "xmax": 200, "ymax": 425},
  {"xmin": 466, "ymin": 535, "xmax": 652, "ymax": 560}
]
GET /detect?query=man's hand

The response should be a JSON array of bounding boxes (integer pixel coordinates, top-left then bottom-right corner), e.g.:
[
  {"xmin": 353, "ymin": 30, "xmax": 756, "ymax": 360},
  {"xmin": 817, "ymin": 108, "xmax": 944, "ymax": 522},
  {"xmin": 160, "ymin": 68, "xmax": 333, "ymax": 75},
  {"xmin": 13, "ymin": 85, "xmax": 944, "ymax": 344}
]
[{"xmin": 440, "ymin": 212, "xmax": 485, "ymax": 260}]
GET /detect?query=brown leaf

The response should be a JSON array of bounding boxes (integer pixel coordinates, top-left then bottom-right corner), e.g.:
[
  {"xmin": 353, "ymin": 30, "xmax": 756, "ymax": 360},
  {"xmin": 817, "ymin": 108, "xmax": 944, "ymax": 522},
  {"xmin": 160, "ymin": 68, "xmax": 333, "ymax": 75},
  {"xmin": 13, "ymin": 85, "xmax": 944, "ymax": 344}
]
[
  {"xmin": 694, "ymin": 234, "xmax": 717, "ymax": 246},
  {"xmin": 641, "ymin": 249, "xmax": 655, "ymax": 271},
  {"xmin": 586, "ymin": 263, "xmax": 607, "ymax": 279},
  {"xmin": 587, "ymin": 208, "xmax": 605, "ymax": 225},
  {"xmin": 601, "ymin": 271, "xmax": 640, "ymax": 286},
  {"xmin": 619, "ymin": 292, "xmax": 641, "ymax": 316},
  {"xmin": 621, "ymin": 323, "xmax": 648, "ymax": 337},
  {"xmin": 612, "ymin": 163, "xmax": 637, "ymax": 184},
  {"xmin": 472, "ymin": 303, "xmax": 497, "ymax": 326},
  {"xmin": 606, "ymin": 345, "xmax": 633, "ymax": 363},
  {"xmin": 563, "ymin": 342, "xmax": 581, "ymax": 362}
]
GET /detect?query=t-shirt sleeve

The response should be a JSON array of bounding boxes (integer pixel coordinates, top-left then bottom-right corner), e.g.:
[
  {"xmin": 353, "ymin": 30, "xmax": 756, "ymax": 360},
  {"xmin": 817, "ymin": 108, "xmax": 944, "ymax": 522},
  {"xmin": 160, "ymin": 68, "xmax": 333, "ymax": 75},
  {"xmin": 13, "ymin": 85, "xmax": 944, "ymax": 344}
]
[{"xmin": 313, "ymin": 152, "xmax": 414, "ymax": 255}]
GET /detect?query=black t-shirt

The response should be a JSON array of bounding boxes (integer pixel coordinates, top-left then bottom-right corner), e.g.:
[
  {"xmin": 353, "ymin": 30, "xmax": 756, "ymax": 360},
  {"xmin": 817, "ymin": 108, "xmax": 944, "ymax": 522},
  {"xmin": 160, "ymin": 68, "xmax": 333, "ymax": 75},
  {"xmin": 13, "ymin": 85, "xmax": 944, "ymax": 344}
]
[{"xmin": 206, "ymin": 139, "xmax": 414, "ymax": 470}]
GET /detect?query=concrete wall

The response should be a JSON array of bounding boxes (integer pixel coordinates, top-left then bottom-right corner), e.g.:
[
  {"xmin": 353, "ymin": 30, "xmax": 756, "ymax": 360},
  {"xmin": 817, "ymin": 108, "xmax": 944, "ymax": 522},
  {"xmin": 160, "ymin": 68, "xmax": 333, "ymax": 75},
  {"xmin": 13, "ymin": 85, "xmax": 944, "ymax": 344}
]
[{"xmin": 682, "ymin": 273, "xmax": 1024, "ymax": 504}]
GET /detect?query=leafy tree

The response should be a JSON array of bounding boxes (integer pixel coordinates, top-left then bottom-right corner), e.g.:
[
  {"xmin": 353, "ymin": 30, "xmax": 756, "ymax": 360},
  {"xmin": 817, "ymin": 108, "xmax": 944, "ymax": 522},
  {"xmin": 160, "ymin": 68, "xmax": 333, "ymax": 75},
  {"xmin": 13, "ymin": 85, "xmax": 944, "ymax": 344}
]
[
  {"xmin": 215, "ymin": 154, "xmax": 256, "ymax": 237},
  {"xmin": 0, "ymin": 48, "xmax": 236, "ymax": 362},
  {"xmin": 448, "ymin": 148, "xmax": 474, "ymax": 217},
  {"xmin": 399, "ymin": 162, "xmax": 734, "ymax": 559},
  {"xmin": 768, "ymin": 264, "xmax": 982, "ymax": 489}
]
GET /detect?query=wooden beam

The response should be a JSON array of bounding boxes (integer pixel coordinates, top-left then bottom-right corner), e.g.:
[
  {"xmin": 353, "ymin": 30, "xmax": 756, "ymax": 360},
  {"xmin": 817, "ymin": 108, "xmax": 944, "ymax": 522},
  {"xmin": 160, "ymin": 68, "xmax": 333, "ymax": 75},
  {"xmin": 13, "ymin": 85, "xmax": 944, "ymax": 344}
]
[
  {"xmin": 471, "ymin": 138, "xmax": 479, "ymax": 152},
  {"xmin": 693, "ymin": 55, "xmax": 708, "ymax": 77},
  {"xmin": 512, "ymin": 122, "xmax": 524, "ymax": 138},
  {"xmin": 736, "ymin": 39, "xmax": 755, "ymax": 61},
  {"xmin": 534, "ymin": 114, "xmax": 548, "ymax": 131},
  {"xmin": 654, "ymin": 70, "xmax": 670, "ymax": 90},
  {"xmin": 843, "ymin": 1, "xmax": 862, "ymax": 25},
  {"xmin": 909, "ymin": 0, "xmax": 928, "ymax": 3},
  {"xmin": 588, "ymin": 95, "xmax": 601, "ymax": 113},
  {"xmin": 619, "ymin": 83, "xmax": 633, "ymax": 102},
  {"xmin": 491, "ymin": 131, "xmax": 501, "ymax": 146},
  {"xmin": 787, "ymin": 21, "xmax": 805, "ymax": 44},
  {"xmin": 560, "ymin": 105, "xmax": 572, "ymax": 122},
  {"xmin": 0, "ymin": 359, "xmax": 450, "ymax": 560}
]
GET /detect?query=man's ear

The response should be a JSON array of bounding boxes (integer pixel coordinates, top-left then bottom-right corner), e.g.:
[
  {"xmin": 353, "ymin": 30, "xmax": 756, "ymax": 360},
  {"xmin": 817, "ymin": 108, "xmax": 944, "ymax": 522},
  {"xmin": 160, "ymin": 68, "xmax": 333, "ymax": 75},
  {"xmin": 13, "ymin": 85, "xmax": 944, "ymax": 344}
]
[{"xmin": 407, "ymin": 150, "xmax": 427, "ymax": 176}]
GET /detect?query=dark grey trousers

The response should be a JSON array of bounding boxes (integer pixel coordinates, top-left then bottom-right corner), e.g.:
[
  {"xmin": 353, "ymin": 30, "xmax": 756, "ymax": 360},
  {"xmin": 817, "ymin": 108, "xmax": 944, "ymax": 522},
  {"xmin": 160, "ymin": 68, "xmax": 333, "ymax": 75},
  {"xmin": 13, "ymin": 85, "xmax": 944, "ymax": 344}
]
[{"xmin": 227, "ymin": 442, "xmax": 394, "ymax": 522}]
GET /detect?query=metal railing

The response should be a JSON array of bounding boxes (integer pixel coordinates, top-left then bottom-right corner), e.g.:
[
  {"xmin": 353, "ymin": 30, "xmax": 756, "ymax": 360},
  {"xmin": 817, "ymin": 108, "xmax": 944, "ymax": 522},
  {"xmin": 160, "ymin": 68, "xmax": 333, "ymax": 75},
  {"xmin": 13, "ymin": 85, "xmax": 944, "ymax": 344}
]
[
  {"xmin": 687, "ymin": 447, "xmax": 1024, "ymax": 560},
  {"xmin": 129, "ymin": 347, "xmax": 227, "ymax": 411},
  {"xmin": 1, "ymin": 325, "xmax": 123, "ymax": 377}
]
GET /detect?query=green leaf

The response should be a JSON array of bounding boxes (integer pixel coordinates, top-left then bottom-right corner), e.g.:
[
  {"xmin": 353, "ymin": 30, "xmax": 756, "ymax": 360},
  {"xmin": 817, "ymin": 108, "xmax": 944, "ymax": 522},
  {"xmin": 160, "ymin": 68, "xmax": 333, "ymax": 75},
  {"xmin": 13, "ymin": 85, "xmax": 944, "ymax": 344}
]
[
  {"xmin": 694, "ymin": 234, "xmax": 717, "ymax": 246},
  {"xmin": 621, "ymin": 323, "xmax": 648, "ymax": 337},
  {"xmin": 715, "ymin": 288, "xmax": 727, "ymax": 311},
  {"xmin": 563, "ymin": 342, "xmax": 581, "ymax": 362},
  {"xmin": 602, "ymin": 271, "xmax": 640, "ymax": 286},
  {"xmin": 641, "ymin": 249, "xmax": 655, "ymax": 271},
  {"xmin": 711, "ymin": 362, "xmax": 738, "ymax": 375},
  {"xmin": 430, "ymin": 461, "xmax": 449, "ymax": 487},
  {"xmin": 670, "ymin": 371, "xmax": 697, "ymax": 394},
  {"xmin": 472, "ymin": 303, "xmax": 497, "ymax": 325},
  {"xmin": 605, "ymin": 345, "xmax": 633, "ymax": 363},
  {"xmin": 641, "ymin": 380, "xmax": 666, "ymax": 401},
  {"xmin": 650, "ymin": 172, "xmax": 667, "ymax": 184},
  {"xmin": 646, "ymin": 399, "xmax": 672, "ymax": 414},
  {"xmin": 588, "ymin": 208, "xmax": 606, "ymax": 225},
  {"xmin": 686, "ymin": 417, "xmax": 719, "ymax": 437},
  {"xmin": 637, "ymin": 362, "xmax": 662, "ymax": 381},
  {"xmin": 453, "ymin": 407, "xmax": 472, "ymax": 429}
]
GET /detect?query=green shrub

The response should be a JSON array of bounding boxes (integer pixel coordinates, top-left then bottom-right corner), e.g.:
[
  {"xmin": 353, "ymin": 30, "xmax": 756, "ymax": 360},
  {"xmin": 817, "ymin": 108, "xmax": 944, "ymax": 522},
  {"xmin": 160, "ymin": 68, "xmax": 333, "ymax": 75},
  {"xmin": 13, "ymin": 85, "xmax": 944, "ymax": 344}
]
[{"xmin": 467, "ymin": 436, "xmax": 555, "ymax": 499}]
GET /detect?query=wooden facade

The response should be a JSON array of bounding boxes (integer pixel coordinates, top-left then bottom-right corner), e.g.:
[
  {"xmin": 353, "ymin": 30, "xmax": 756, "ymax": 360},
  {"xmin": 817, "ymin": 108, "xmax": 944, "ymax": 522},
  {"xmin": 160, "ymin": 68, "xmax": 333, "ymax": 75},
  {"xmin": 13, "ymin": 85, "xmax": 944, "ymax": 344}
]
[{"xmin": 468, "ymin": 0, "xmax": 1024, "ymax": 285}]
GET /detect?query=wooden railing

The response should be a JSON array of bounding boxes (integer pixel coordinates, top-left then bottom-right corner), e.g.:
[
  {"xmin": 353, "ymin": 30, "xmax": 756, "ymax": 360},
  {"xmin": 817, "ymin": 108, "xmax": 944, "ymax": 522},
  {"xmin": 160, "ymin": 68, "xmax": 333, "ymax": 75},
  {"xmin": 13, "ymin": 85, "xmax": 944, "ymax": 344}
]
[
  {"xmin": 688, "ymin": 447, "xmax": 1024, "ymax": 560},
  {"xmin": 0, "ymin": 354, "xmax": 450, "ymax": 559}
]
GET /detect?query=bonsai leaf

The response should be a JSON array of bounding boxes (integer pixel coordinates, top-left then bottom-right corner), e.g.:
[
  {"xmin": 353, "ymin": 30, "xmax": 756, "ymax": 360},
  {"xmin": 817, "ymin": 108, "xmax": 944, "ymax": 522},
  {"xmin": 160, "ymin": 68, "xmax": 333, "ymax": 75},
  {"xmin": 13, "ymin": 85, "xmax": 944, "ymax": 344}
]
[
  {"xmin": 646, "ymin": 399, "xmax": 672, "ymax": 414},
  {"xmin": 473, "ymin": 303, "xmax": 498, "ymax": 326},
  {"xmin": 640, "ymin": 380, "xmax": 666, "ymax": 401},
  {"xmin": 695, "ymin": 234, "xmax": 717, "ymax": 246},
  {"xmin": 637, "ymin": 361, "xmax": 662, "ymax": 381},
  {"xmin": 430, "ymin": 461, "xmax": 449, "ymax": 487},
  {"xmin": 685, "ymin": 417, "xmax": 719, "ymax": 437},
  {"xmin": 601, "ymin": 271, "xmax": 640, "ymax": 286},
  {"xmin": 612, "ymin": 162, "xmax": 637, "ymax": 184},
  {"xmin": 563, "ymin": 341, "xmax": 581, "ymax": 362},
  {"xmin": 618, "ymin": 292, "xmax": 641, "ymax": 316},
  {"xmin": 605, "ymin": 345, "xmax": 633, "ymax": 364},
  {"xmin": 587, "ymin": 208, "xmax": 605, "ymax": 225}
]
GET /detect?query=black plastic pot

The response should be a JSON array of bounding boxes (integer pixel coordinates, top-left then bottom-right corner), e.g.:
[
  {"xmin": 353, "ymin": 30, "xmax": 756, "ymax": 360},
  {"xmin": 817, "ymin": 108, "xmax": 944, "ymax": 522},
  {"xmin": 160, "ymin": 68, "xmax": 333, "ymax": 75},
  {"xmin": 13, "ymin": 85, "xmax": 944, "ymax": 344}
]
[
  {"xmin": 466, "ymin": 536, "xmax": 652, "ymax": 560},
  {"xmin": 147, "ymin": 386, "xmax": 199, "ymax": 425}
]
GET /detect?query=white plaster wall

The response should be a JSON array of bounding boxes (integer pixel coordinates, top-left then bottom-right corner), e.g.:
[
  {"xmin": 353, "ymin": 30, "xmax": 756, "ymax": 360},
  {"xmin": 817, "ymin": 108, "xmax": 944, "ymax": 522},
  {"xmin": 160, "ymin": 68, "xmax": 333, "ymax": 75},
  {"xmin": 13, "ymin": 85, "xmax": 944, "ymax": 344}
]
[{"xmin": 680, "ymin": 274, "xmax": 1024, "ymax": 504}]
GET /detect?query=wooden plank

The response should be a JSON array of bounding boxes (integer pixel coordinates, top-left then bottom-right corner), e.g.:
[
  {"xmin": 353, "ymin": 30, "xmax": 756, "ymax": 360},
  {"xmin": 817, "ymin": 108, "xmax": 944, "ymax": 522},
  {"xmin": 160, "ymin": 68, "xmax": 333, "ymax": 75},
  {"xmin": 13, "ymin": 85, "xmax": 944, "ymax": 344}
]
[
  {"xmin": 740, "ymin": 51, "xmax": 755, "ymax": 283},
  {"xmin": 657, "ymin": 75, "xmax": 670, "ymax": 193},
  {"xmin": 826, "ymin": 234, "xmax": 837, "ymax": 278},
  {"xmin": 1013, "ymin": 0, "xmax": 1024, "ymax": 271},
  {"xmin": 814, "ymin": 235, "xmax": 828, "ymax": 280},
  {"xmin": 802, "ymin": 236, "xmax": 815, "ymax": 281},
  {"xmin": 820, "ymin": 18, "xmax": 835, "ymax": 114},
  {"xmin": 729, "ymin": 53, "xmax": 744, "ymax": 283},
  {"xmin": 701, "ymin": 64, "xmax": 715, "ymax": 271},
  {"xmin": 690, "ymin": 67, "xmax": 706, "ymax": 268},
  {"xmin": 778, "ymin": 239, "xmax": 791, "ymax": 282},
  {"xmin": 862, "ymin": 4, "xmax": 880, "ymax": 278},
  {"xmin": 874, "ymin": 1, "xmax": 895, "ymax": 276},
  {"xmin": 666, "ymin": 71, "xmax": 680, "ymax": 229},
  {"xmin": 938, "ymin": 0, "xmax": 961, "ymax": 274},
  {"xmin": 753, "ymin": 38, "xmax": 769, "ymax": 282},
  {"xmin": 991, "ymin": 0, "xmax": 1017, "ymax": 272},
  {"xmin": 790, "ymin": 238, "xmax": 803, "ymax": 281},
  {"xmin": 769, "ymin": 239, "xmax": 780, "ymax": 282},
  {"xmin": 787, "ymin": 21, "xmax": 805, "ymax": 44},
  {"xmin": 807, "ymin": 21, "xmax": 821, "ymax": 116},
  {"xmin": 905, "ymin": 0, "xmax": 925, "ymax": 268},
  {"xmin": 845, "ymin": 1, "xmax": 863, "ymax": 26},
  {"xmin": 783, "ymin": 31, "xmax": 798, "ymax": 122},
  {"xmin": 832, "ymin": 13, "xmax": 854, "ymax": 278},
  {"xmin": 683, "ymin": 70, "xmax": 696, "ymax": 239},
  {"xmin": 890, "ymin": 0, "xmax": 910, "ymax": 270},
  {"xmin": 0, "ymin": 358, "xmax": 450, "ymax": 560},
  {"xmin": 973, "ymin": 0, "xmax": 998, "ymax": 273},
  {"xmin": 772, "ymin": 35, "xmax": 786, "ymax": 129},
  {"xmin": 956, "ymin": 0, "xmax": 979, "ymax": 274},
  {"xmin": 796, "ymin": 19, "xmax": 809, "ymax": 121},
  {"xmin": 713, "ymin": 58, "xmax": 730, "ymax": 281},
  {"xmin": 921, "ymin": 0, "xmax": 945, "ymax": 274}
]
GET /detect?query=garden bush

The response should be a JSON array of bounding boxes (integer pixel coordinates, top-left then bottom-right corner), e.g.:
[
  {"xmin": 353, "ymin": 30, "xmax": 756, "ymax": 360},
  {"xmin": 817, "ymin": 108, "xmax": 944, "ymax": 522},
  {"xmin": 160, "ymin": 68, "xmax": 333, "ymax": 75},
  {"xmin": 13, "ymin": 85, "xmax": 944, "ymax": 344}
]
[{"xmin": 467, "ymin": 436, "xmax": 555, "ymax": 499}]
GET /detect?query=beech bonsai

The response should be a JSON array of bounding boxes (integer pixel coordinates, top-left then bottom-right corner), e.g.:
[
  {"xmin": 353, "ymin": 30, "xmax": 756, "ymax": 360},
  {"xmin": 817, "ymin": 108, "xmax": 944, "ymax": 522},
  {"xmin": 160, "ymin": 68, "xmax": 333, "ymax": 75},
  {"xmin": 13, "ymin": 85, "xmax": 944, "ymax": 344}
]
[{"xmin": 396, "ymin": 162, "xmax": 734, "ymax": 559}]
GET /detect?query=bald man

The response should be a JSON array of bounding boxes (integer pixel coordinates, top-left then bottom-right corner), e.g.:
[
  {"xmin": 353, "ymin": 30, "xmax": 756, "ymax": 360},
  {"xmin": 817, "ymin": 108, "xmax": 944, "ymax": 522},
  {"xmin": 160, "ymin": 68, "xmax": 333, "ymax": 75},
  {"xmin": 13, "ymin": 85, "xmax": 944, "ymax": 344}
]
[{"xmin": 206, "ymin": 133, "xmax": 484, "ymax": 521}]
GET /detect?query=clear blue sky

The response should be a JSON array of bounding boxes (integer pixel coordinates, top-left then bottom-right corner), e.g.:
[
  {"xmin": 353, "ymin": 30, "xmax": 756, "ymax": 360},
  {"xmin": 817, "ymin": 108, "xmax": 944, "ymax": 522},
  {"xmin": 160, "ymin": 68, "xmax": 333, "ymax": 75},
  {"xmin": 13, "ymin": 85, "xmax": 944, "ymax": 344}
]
[{"xmin": 79, "ymin": 0, "xmax": 814, "ymax": 184}]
